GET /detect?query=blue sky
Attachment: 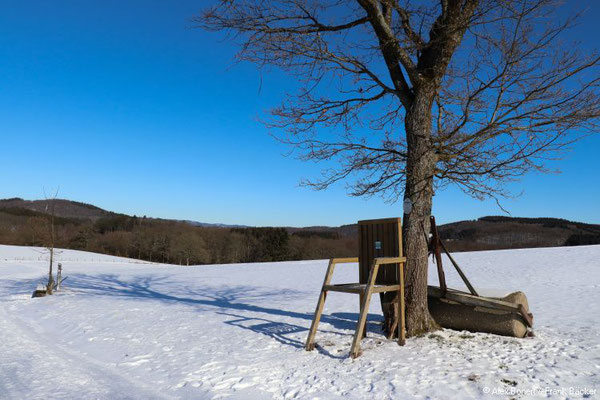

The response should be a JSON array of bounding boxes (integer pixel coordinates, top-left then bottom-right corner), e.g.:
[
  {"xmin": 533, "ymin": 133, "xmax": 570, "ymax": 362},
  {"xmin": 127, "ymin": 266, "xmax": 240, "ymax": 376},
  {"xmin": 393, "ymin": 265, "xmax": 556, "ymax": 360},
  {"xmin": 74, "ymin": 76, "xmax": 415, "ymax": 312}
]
[{"xmin": 1, "ymin": 0, "xmax": 599, "ymax": 226}]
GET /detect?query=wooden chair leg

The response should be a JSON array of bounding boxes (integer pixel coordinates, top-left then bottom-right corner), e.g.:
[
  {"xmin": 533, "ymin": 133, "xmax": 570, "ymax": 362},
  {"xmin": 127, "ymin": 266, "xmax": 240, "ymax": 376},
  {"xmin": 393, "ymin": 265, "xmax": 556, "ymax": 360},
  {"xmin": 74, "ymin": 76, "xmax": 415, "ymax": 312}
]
[
  {"xmin": 398, "ymin": 261, "xmax": 406, "ymax": 346},
  {"xmin": 350, "ymin": 260, "xmax": 380, "ymax": 358},
  {"xmin": 388, "ymin": 302, "xmax": 398, "ymax": 340},
  {"xmin": 359, "ymin": 293, "xmax": 366, "ymax": 338},
  {"xmin": 305, "ymin": 259, "xmax": 337, "ymax": 351}
]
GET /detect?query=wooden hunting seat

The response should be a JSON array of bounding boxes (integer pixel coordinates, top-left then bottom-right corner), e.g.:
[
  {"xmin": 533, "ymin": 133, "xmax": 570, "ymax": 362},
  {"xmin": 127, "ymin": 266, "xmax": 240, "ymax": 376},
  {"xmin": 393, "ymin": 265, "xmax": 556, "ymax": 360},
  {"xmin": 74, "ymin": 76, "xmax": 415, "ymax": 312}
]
[
  {"xmin": 305, "ymin": 218, "xmax": 406, "ymax": 359},
  {"xmin": 306, "ymin": 215, "xmax": 534, "ymax": 358}
]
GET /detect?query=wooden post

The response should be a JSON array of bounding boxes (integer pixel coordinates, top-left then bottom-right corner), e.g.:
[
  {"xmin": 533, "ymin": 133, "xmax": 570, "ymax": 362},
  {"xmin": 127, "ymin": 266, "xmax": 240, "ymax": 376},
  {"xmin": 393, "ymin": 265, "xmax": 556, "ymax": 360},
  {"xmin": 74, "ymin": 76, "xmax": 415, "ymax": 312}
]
[
  {"xmin": 46, "ymin": 247, "xmax": 54, "ymax": 295},
  {"xmin": 305, "ymin": 259, "xmax": 338, "ymax": 351},
  {"xmin": 350, "ymin": 259, "xmax": 381, "ymax": 358},
  {"xmin": 56, "ymin": 263, "xmax": 62, "ymax": 291},
  {"xmin": 359, "ymin": 293, "xmax": 366, "ymax": 338},
  {"xmin": 430, "ymin": 216, "xmax": 447, "ymax": 295},
  {"xmin": 398, "ymin": 260, "xmax": 406, "ymax": 345},
  {"xmin": 438, "ymin": 239, "xmax": 479, "ymax": 297}
]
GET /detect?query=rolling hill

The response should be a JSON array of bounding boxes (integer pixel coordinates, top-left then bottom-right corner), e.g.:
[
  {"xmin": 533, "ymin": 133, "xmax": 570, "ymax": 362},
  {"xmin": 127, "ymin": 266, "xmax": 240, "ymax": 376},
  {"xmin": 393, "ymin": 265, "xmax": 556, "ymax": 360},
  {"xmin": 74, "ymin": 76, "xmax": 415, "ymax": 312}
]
[{"xmin": 0, "ymin": 198, "xmax": 598, "ymax": 263}]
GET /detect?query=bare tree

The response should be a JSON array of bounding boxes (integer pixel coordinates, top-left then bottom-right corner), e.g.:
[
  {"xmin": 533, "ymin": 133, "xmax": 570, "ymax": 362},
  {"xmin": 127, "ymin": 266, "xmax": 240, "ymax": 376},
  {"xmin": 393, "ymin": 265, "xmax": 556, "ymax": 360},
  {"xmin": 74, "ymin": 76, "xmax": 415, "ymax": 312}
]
[
  {"xmin": 197, "ymin": 0, "xmax": 600, "ymax": 336},
  {"xmin": 44, "ymin": 188, "xmax": 59, "ymax": 295}
]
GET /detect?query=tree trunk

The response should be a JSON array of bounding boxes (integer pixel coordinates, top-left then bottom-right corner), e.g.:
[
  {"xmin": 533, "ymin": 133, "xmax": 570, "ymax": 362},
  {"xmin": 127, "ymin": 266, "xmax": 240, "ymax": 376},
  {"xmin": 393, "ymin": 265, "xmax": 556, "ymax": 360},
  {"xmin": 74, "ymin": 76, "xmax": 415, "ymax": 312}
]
[{"xmin": 401, "ymin": 87, "xmax": 438, "ymax": 337}]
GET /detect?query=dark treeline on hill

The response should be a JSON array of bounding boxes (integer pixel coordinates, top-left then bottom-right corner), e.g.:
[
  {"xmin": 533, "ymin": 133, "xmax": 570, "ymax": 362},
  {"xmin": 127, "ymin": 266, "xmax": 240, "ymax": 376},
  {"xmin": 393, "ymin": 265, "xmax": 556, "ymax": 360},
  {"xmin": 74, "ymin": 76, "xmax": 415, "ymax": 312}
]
[
  {"xmin": 438, "ymin": 216, "xmax": 600, "ymax": 251},
  {"xmin": 0, "ymin": 199, "xmax": 355, "ymax": 264},
  {"xmin": 0, "ymin": 198, "xmax": 598, "ymax": 264}
]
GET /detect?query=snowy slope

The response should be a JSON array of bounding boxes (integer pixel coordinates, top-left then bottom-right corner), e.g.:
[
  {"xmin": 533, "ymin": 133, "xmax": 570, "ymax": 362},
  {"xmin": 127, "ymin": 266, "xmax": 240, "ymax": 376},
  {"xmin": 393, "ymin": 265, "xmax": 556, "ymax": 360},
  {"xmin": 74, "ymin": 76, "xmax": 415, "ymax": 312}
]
[{"xmin": 0, "ymin": 244, "xmax": 598, "ymax": 399}]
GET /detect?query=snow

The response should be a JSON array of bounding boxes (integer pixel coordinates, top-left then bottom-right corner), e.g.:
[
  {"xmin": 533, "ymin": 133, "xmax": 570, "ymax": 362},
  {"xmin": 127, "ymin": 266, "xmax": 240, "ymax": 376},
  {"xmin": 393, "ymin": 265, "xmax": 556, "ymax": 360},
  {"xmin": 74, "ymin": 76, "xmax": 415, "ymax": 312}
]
[{"xmin": 0, "ymin": 243, "xmax": 599, "ymax": 399}]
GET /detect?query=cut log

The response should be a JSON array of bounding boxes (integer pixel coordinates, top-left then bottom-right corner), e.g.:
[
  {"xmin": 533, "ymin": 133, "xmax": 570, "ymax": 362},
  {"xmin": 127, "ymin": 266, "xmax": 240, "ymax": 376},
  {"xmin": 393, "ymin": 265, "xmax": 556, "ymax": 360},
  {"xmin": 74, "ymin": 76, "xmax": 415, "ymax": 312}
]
[{"xmin": 428, "ymin": 287, "xmax": 532, "ymax": 338}]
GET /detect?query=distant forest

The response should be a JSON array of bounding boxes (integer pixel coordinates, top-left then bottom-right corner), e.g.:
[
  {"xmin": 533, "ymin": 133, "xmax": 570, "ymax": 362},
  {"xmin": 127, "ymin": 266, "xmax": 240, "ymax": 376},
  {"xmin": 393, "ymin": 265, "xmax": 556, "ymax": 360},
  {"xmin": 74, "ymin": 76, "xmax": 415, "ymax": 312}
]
[
  {"xmin": 1, "ymin": 198, "xmax": 598, "ymax": 265},
  {"xmin": 0, "ymin": 205, "xmax": 355, "ymax": 264}
]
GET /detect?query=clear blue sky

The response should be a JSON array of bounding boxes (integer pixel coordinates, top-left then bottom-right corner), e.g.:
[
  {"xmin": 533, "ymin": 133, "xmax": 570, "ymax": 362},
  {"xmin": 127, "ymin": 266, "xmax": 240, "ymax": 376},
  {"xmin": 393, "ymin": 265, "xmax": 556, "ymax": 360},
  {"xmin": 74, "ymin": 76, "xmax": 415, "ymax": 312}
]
[{"xmin": 1, "ymin": 0, "xmax": 599, "ymax": 226}]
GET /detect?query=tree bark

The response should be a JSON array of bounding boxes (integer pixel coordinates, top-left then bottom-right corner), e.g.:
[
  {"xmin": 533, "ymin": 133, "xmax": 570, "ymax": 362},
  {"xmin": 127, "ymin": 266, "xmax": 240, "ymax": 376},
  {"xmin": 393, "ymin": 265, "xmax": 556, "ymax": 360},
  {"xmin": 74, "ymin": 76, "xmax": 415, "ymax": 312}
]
[{"xmin": 401, "ymin": 87, "xmax": 438, "ymax": 336}]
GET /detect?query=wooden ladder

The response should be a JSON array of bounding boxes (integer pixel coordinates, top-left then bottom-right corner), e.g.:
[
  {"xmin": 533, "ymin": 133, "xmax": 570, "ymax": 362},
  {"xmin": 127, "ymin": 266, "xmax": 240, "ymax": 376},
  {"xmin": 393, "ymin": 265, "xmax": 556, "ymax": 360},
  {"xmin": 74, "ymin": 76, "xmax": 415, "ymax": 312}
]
[{"xmin": 305, "ymin": 256, "xmax": 407, "ymax": 358}]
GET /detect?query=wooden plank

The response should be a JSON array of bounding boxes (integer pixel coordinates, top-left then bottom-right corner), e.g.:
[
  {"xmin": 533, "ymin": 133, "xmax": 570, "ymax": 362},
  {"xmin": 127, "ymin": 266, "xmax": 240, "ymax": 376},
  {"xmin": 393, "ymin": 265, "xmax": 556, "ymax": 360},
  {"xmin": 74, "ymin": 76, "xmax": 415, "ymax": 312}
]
[
  {"xmin": 383, "ymin": 222, "xmax": 394, "ymax": 284},
  {"xmin": 350, "ymin": 259, "xmax": 380, "ymax": 358},
  {"xmin": 383, "ymin": 221, "xmax": 390, "ymax": 283},
  {"xmin": 360, "ymin": 224, "xmax": 368, "ymax": 283},
  {"xmin": 397, "ymin": 220, "xmax": 403, "ymax": 279},
  {"xmin": 383, "ymin": 221, "xmax": 389, "ymax": 260},
  {"xmin": 323, "ymin": 283, "xmax": 400, "ymax": 294},
  {"xmin": 383, "ymin": 222, "xmax": 390, "ymax": 282},
  {"xmin": 428, "ymin": 286, "xmax": 520, "ymax": 311},
  {"xmin": 358, "ymin": 217, "xmax": 402, "ymax": 225},
  {"xmin": 305, "ymin": 259, "xmax": 338, "ymax": 351},
  {"xmin": 377, "ymin": 223, "xmax": 385, "ymax": 283},
  {"xmin": 397, "ymin": 219, "xmax": 403, "ymax": 259},
  {"xmin": 367, "ymin": 223, "xmax": 373, "ymax": 283},
  {"xmin": 330, "ymin": 257, "xmax": 358, "ymax": 264},
  {"xmin": 389, "ymin": 222, "xmax": 396, "ymax": 282},
  {"xmin": 398, "ymin": 260, "xmax": 406, "ymax": 345},
  {"xmin": 358, "ymin": 292, "xmax": 366, "ymax": 338},
  {"xmin": 374, "ymin": 257, "xmax": 406, "ymax": 264},
  {"xmin": 397, "ymin": 220, "xmax": 403, "ymax": 283},
  {"xmin": 371, "ymin": 285, "xmax": 401, "ymax": 293},
  {"xmin": 388, "ymin": 306, "xmax": 398, "ymax": 340},
  {"xmin": 324, "ymin": 283, "xmax": 363, "ymax": 289},
  {"xmin": 323, "ymin": 284, "xmax": 363, "ymax": 294},
  {"xmin": 358, "ymin": 224, "xmax": 364, "ymax": 284}
]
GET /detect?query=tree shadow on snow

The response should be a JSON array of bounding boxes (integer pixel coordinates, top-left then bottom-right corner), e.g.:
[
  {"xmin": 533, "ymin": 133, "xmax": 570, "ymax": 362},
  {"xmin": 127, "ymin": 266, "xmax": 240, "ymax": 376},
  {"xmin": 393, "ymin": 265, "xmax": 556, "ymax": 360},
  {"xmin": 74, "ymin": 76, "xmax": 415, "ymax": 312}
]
[
  {"xmin": 218, "ymin": 311, "xmax": 307, "ymax": 348},
  {"xmin": 216, "ymin": 311, "xmax": 349, "ymax": 359},
  {"xmin": 58, "ymin": 273, "xmax": 383, "ymax": 354},
  {"xmin": 1, "ymin": 277, "xmax": 49, "ymax": 297}
]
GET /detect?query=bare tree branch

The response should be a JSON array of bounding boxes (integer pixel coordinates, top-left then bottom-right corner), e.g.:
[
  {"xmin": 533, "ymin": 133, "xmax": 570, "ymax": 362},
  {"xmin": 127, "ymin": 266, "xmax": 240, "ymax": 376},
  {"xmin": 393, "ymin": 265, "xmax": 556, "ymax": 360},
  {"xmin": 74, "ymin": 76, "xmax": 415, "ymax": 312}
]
[{"xmin": 197, "ymin": 0, "xmax": 600, "ymax": 206}]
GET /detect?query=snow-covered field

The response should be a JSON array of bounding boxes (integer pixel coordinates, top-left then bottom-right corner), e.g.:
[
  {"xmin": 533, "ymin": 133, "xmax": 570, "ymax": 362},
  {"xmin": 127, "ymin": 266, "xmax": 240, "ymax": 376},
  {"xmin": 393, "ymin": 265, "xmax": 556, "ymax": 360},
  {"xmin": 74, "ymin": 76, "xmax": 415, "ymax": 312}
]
[{"xmin": 0, "ymin": 244, "xmax": 598, "ymax": 399}]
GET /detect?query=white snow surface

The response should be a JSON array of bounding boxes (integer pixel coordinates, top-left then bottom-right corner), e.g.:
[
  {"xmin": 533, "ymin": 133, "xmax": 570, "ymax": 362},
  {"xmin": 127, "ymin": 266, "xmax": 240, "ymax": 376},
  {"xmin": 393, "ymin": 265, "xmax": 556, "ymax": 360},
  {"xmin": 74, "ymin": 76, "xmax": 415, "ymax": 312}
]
[{"xmin": 0, "ymin": 244, "xmax": 599, "ymax": 399}]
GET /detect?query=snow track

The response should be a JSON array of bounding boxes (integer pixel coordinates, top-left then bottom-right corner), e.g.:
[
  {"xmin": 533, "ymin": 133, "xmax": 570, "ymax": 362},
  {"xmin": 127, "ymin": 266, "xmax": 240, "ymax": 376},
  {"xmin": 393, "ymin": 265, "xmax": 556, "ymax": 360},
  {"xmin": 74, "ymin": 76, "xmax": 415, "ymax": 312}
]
[{"xmin": 0, "ymin": 305, "xmax": 172, "ymax": 400}]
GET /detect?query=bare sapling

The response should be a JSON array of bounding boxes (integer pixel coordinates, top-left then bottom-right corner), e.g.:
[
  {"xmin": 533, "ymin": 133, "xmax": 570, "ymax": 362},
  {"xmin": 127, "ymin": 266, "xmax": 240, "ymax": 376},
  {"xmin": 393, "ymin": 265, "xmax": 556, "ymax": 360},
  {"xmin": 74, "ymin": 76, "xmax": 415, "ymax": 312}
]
[{"xmin": 44, "ymin": 188, "xmax": 59, "ymax": 295}]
